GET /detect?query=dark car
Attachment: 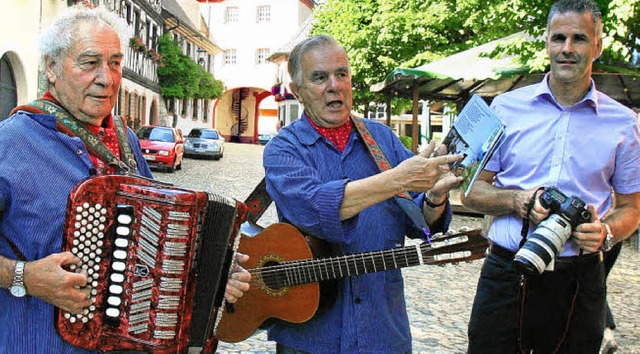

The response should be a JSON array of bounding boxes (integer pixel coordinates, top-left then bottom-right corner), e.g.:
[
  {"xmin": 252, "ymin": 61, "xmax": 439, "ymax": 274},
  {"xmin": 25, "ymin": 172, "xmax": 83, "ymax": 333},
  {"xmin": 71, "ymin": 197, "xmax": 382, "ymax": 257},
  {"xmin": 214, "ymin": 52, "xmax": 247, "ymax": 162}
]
[
  {"xmin": 258, "ymin": 133, "xmax": 273, "ymax": 145},
  {"xmin": 136, "ymin": 125, "xmax": 184, "ymax": 173},
  {"xmin": 184, "ymin": 128, "xmax": 225, "ymax": 159}
]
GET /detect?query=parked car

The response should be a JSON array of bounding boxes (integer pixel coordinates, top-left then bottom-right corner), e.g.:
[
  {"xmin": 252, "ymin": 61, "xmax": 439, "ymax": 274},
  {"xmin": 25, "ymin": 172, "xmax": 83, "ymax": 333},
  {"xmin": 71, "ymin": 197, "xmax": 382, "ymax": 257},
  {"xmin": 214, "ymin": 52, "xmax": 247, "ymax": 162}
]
[
  {"xmin": 136, "ymin": 125, "xmax": 184, "ymax": 173},
  {"xmin": 258, "ymin": 133, "xmax": 273, "ymax": 145},
  {"xmin": 184, "ymin": 128, "xmax": 225, "ymax": 160}
]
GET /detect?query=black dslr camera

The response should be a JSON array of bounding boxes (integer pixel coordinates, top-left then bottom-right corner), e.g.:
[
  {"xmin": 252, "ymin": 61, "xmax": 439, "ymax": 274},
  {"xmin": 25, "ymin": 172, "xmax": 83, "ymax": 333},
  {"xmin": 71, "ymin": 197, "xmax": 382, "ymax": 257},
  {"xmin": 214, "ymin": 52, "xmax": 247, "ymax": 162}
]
[{"xmin": 513, "ymin": 187, "xmax": 591, "ymax": 275}]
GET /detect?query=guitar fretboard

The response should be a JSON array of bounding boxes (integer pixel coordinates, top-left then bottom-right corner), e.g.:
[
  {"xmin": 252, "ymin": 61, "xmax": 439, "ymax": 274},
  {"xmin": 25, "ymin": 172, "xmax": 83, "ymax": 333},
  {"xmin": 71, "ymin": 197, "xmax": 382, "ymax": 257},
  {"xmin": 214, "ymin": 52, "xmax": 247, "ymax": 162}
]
[{"xmin": 258, "ymin": 239, "xmax": 471, "ymax": 289}]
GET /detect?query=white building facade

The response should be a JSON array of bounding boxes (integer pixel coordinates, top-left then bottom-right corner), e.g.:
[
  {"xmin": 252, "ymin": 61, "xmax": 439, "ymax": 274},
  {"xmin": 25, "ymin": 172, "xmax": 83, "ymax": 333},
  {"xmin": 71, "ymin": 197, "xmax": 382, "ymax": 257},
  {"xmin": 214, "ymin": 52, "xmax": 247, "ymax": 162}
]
[{"xmin": 200, "ymin": 0, "xmax": 314, "ymax": 143}]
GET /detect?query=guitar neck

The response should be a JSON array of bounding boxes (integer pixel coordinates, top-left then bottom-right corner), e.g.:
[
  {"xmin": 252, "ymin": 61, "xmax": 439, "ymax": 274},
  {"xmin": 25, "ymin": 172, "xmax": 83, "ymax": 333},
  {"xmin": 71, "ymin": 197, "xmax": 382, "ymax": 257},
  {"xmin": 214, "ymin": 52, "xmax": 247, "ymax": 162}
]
[{"xmin": 263, "ymin": 244, "xmax": 427, "ymax": 288}]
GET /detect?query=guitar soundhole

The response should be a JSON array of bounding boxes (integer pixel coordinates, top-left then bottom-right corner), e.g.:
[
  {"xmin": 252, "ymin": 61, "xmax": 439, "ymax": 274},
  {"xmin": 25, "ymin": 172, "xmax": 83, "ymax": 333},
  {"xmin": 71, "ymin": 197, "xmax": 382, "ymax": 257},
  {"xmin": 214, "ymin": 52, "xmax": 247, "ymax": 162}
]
[
  {"xmin": 256, "ymin": 254, "xmax": 289, "ymax": 297},
  {"xmin": 261, "ymin": 261, "xmax": 283, "ymax": 290}
]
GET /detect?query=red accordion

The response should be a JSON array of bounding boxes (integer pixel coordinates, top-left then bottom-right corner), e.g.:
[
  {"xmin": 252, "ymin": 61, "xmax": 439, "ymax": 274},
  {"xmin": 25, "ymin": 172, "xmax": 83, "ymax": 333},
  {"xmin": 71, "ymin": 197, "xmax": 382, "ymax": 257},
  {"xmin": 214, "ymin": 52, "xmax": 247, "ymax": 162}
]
[{"xmin": 55, "ymin": 175, "xmax": 246, "ymax": 353}]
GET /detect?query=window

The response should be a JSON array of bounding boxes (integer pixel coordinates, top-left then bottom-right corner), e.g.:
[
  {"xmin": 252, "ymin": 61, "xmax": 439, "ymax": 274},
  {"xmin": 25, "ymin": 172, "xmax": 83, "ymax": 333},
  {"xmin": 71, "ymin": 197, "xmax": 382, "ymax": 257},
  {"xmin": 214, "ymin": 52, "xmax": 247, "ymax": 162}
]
[
  {"xmin": 225, "ymin": 49, "xmax": 237, "ymax": 65},
  {"xmin": 256, "ymin": 48, "xmax": 270, "ymax": 64},
  {"xmin": 225, "ymin": 7, "xmax": 239, "ymax": 23},
  {"xmin": 256, "ymin": 5, "xmax": 270, "ymax": 23},
  {"xmin": 367, "ymin": 104, "xmax": 387, "ymax": 119}
]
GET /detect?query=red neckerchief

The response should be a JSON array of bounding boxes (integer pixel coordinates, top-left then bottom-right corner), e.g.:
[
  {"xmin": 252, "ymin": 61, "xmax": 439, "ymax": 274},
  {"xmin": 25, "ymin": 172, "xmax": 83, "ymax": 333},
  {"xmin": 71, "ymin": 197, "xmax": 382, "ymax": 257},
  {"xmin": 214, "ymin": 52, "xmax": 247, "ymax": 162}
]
[
  {"xmin": 307, "ymin": 115, "xmax": 353, "ymax": 152},
  {"xmin": 21, "ymin": 92, "xmax": 121, "ymax": 174}
]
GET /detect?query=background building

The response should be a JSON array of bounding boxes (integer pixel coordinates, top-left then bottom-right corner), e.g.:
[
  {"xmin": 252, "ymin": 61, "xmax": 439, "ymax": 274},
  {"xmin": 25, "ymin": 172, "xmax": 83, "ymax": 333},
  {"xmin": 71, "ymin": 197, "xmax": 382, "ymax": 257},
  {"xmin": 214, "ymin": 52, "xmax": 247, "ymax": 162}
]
[
  {"xmin": 200, "ymin": 0, "xmax": 315, "ymax": 143},
  {"xmin": 0, "ymin": 0, "xmax": 215, "ymax": 133}
]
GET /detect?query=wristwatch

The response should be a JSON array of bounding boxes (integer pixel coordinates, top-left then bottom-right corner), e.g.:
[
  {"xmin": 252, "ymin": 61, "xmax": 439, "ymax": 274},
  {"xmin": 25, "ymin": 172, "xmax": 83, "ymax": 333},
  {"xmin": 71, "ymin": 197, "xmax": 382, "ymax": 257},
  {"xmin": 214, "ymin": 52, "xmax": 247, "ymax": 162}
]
[
  {"xmin": 9, "ymin": 260, "xmax": 27, "ymax": 298},
  {"xmin": 601, "ymin": 223, "xmax": 614, "ymax": 252}
]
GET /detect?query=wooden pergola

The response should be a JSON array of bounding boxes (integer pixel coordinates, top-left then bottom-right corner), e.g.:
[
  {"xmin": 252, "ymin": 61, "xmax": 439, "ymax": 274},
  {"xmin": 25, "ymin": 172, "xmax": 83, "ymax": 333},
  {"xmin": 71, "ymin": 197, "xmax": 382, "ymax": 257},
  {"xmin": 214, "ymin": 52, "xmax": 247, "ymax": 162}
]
[{"xmin": 371, "ymin": 33, "xmax": 640, "ymax": 153}]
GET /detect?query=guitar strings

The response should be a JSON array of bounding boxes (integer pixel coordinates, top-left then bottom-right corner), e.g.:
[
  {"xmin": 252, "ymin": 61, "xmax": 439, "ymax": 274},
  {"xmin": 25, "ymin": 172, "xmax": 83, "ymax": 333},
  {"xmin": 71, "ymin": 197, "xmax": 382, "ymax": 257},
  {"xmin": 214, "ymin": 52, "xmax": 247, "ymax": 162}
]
[{"xmin": 243, "ymin": 246, "xmax": 458, "ymax": 288}]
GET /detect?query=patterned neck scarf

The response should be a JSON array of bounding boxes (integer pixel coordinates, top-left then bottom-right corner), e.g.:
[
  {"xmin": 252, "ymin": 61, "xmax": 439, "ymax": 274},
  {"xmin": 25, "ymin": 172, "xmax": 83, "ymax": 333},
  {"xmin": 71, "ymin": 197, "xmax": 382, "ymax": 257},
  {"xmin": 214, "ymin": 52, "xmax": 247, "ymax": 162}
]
[
  {"xmin": 306, "ymin": 114, "xmax": 353, "ymax": 152},
  {"xmin": 42, "ymin": 92, "xmax": 121, "ymax": 174}
]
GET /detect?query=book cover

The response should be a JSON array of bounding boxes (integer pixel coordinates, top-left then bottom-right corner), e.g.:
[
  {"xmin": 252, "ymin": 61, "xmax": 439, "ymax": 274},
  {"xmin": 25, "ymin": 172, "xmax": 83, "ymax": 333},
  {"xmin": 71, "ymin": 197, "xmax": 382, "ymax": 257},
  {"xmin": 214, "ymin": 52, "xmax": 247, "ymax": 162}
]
[{"xmin": 442, "ymin": 94, "xmax": 506, "ymax": 197}]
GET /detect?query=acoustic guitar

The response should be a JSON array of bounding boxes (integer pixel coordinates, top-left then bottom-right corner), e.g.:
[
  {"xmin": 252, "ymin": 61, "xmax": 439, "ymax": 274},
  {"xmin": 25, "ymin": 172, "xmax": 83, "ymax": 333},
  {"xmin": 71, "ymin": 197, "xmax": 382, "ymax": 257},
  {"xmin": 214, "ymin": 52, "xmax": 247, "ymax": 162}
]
[{"xmin": 214, "ymin": 223, "xmax": 488, "ymax": 343}]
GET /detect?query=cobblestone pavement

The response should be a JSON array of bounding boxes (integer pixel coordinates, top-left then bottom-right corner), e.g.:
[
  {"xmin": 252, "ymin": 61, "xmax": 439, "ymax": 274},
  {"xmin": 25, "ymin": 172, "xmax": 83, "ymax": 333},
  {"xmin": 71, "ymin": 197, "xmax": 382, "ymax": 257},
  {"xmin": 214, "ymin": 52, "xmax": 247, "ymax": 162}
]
[{"xmin": 157, "ymin": 143, "xmax": 640, "ymax": 353}]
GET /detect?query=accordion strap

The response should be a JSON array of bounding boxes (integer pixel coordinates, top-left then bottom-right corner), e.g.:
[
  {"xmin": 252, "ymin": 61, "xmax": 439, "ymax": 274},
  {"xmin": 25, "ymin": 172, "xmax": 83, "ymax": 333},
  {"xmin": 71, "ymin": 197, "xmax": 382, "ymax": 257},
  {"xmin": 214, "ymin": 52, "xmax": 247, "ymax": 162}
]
[
  {"xmin": 27, "ymin": 100, "xmax": 137, "ymax": 174},
  {"xmin": 350, "ymin": 115, "xmax": 430, "ymax": 232},
  {"xmin": 2, "ymin": 234, "xmax": 27, "ymax": 261}
]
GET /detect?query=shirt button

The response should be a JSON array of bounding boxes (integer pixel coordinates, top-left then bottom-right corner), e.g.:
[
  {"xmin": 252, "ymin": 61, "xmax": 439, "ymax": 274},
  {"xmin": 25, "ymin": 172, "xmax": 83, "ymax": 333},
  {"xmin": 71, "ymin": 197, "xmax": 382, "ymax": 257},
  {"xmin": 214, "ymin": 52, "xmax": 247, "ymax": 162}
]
[
  {"xmin": 76, "ymin": 149, "xmax": 83, "ymax": 155},
  {"xmin": 354, "ymin": 297, "xmax": 361, "ymax": 304}
]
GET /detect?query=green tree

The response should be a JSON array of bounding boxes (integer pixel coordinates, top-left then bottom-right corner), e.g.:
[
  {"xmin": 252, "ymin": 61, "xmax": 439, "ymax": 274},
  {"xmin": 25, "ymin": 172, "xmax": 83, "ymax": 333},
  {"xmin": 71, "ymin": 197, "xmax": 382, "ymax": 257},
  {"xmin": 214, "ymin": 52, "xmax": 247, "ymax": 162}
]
[
  {"xmin": 312, "ymin": 0, "xmax": 638, "ymax": 112},
  {"xmin": 156, "ymin": 33, "xmax": 224, "ymax": 103}
]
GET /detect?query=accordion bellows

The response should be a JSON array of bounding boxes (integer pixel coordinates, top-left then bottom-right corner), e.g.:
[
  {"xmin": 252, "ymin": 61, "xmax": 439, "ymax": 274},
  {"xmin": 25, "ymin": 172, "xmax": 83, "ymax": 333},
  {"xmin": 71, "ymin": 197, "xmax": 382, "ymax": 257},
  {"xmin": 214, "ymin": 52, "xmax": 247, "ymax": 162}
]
[{"xmin": 55, "ymin": 175, "xmax": 246, "ymax": 353}]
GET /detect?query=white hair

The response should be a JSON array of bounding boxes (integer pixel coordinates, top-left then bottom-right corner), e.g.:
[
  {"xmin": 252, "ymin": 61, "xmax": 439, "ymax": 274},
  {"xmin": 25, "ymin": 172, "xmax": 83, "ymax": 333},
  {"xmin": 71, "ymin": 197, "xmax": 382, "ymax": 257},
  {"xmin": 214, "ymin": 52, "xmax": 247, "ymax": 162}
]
[{"xmin": 39, "ymin": 4, "xmax": 132, "ymax": 80}]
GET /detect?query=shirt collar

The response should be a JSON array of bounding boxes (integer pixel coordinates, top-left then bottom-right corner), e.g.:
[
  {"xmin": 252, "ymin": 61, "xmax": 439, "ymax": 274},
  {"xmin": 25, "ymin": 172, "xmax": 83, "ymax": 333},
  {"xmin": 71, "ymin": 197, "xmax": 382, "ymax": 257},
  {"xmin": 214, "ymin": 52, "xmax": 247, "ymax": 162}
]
[
  {"xmin": 296, "ymin": 112, "xmax": 324, "ymax": 147},
  {"xmin": 532, "ymin": 73, "xmax": 599, "ymax": 113}
]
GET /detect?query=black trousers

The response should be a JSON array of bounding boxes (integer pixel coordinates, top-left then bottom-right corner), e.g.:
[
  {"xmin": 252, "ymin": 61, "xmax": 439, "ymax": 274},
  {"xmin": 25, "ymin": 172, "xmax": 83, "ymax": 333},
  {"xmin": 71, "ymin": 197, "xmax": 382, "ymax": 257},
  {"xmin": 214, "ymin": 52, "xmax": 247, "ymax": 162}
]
[
  {"xmin": 603, "ymin": 241, "xmax": 623, "ymax": 329},
  {"xmin": 468, "ymin": 249, "xmax": 606, "ymax": 354}
]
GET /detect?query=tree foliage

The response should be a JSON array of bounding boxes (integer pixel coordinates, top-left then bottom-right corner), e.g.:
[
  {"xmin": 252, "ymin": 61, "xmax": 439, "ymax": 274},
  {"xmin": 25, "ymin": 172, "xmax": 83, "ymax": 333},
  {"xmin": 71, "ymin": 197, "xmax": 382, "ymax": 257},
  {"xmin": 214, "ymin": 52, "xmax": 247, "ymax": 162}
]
[
  {"xmin": 156, "ymin": 33, "xmax": 224, "ymax": 100},
  {"xmin": 312, "ymin": 0, "xmax": 638, "ymax": 112}
]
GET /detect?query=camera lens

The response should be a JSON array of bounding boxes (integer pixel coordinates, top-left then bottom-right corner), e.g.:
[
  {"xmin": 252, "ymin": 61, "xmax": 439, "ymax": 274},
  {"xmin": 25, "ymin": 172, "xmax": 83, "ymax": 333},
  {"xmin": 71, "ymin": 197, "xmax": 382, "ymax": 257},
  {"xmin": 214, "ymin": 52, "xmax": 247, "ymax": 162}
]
[{"xmin": 513, "ymin": 214, "xmax": 572, "ymax": 275}]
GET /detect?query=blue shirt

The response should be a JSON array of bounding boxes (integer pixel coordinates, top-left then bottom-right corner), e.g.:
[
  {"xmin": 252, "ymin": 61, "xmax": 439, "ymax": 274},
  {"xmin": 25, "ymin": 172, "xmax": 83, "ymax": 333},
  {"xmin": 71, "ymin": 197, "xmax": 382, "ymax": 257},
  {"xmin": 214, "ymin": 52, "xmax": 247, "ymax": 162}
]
[
  {"xmin": 485, "ymin": 74, "xmax": 640, "ymax": 256},
  {"xmin": 263, "ymin": 115, "xmax": 452, "ymax": 353},
  {"xmin": 0, "ymin": 111, "xmax": 152, "ymax": 353}
]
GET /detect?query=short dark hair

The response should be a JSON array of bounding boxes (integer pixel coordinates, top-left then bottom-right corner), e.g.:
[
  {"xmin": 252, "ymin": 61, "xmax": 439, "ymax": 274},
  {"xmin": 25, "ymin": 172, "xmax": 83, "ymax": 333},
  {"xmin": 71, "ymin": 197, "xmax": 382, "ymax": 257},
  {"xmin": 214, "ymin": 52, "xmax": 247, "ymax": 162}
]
[
  {"xmin": 288, "ymin": 35, "xmax": 347, "ymax": 86},
  {"xmin": 547, "ymin": 0, "xmax": 602, "ymax": 36}
]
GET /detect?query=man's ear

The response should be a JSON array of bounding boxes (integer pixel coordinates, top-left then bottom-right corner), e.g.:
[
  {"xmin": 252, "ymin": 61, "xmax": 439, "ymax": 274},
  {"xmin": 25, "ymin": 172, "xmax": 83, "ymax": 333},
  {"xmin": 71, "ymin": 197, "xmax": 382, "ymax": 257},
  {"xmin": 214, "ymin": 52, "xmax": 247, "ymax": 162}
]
[
  {"xmin": 594, "ymin": 36, "xmax": 603, "ymax": 61},
  {"xmin": 289, "ymin": 82, "xmax": 301, "ymax": 102},
  {"xmin": 45, "ymin": 57, "xmax": 58, "ymax": 85}
]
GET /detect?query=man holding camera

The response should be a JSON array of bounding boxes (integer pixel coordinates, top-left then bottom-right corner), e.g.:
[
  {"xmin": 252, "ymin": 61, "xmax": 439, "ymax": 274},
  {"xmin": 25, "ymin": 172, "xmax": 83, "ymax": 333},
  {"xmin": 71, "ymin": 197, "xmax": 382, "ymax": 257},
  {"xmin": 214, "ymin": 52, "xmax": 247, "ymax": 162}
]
[{"xmin": 462, "ymin": 0, "xmax": 640, "ymax": 352}]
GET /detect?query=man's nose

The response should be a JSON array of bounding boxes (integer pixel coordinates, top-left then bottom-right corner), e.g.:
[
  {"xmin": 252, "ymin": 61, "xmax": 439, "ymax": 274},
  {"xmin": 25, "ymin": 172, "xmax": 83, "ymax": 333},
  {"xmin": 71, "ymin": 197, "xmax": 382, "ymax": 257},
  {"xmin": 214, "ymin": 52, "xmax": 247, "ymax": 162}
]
[
  {"xmin": 95, "ymin": 63, "xmax": 114, "ymax": 86},
  {"xmin": 562, "ymin": 39, "xmax": 574, "ymax": 54},
  {"xmin": 326, "ymin": 75, "xmax": 341, "ymax": 91}
]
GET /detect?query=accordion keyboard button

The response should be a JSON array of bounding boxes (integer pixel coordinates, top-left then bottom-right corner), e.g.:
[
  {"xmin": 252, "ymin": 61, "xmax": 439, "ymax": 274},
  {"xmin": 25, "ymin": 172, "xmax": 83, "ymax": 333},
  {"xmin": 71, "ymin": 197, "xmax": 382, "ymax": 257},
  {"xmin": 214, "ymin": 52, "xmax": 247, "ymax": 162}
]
[
  {"xmin": 117, "ymin": 214, "xmax": 133, "ymax": 224},
  {"xmin": 111, "ymin": 273, "xmax": 124, "ymax": 283},
  {"xmin": 116, "ymin": 226, "xmax": 130, "ymax": 236},
  {"xmin": 113, "ymin": 250, "xmax": 127, "ymax": 260},
  {"xmin": 109, "ymin": 284, "xmax": 123, "ymax": 294},
  {"xmin": 114, "ymin": 238, "xmax": 128, "ymax": 248},
  {"xmin": 105, "ymin": 308, "xmax": 120, "ymax": 318},
  {"xmin": 112, "ymin": 261, "xmax": 125, "ymax": 272},
  {"xmin": 108, "ymin": 296, "xmax": 122, "ymax": 306}
]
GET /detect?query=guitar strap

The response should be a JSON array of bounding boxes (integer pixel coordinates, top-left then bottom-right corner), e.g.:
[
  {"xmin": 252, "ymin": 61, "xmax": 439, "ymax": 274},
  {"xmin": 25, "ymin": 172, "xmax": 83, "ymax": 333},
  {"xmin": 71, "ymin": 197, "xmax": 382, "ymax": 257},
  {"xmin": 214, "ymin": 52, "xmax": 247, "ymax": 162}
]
[
  {"xmin": 243, "ymin": 177, "xmax": 272, "ymax": 224},
  {"xmin": 350, "ymin": 115, "xmax": 431, "ymax": 235},
  {"xmin": 27, "ymin": 99, "xmax": 138, "ymax": 174}
]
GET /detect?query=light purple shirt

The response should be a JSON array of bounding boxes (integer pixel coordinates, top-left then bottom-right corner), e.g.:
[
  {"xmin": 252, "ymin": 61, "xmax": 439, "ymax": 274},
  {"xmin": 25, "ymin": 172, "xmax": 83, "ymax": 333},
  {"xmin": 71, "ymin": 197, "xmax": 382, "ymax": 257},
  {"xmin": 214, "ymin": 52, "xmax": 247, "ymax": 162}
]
[{"xmin": 485, "ymin": 74, "xmax": 640, "ymax": 256}]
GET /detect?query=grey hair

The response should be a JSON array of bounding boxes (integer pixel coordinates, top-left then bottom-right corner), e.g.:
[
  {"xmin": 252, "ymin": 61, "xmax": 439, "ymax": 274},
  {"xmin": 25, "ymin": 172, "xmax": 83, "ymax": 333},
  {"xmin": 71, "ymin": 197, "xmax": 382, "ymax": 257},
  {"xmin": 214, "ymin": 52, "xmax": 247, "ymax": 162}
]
[
  {"xmin": 288, "ymin": 34, "xmax": 347, "ymax": 86},
  {"xmin": 40, "ymin": 4, "xmax": 132, "ymax": 79},
  {"xmin": 547, "ymin": 0, "xmax": 603, "ymax": 37}
]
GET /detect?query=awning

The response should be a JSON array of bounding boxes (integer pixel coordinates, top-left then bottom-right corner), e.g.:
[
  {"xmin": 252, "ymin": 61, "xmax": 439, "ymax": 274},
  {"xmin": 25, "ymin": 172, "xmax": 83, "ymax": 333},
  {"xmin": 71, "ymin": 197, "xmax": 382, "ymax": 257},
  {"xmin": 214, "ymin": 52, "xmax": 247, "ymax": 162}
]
[{"xmin": 371, "ymin": 33, "xmax": 640, "ymax": 108}]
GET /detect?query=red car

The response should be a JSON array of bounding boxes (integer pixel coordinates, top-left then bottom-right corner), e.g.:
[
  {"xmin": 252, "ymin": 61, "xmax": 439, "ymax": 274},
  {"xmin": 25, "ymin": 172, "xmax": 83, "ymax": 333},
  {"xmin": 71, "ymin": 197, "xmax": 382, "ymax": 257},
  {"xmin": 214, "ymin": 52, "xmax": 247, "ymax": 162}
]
[{"xmin": 136, "ymin": 125, "xmax": 184, "ymax": 173}]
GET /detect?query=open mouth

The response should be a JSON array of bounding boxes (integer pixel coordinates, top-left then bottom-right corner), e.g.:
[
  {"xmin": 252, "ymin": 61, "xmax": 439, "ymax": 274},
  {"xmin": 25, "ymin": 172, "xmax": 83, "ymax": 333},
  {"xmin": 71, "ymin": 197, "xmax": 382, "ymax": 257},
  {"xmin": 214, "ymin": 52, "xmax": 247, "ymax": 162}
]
[{"xmin": 327, "ymin": 100, "xmax": 343, "ymax": 109}]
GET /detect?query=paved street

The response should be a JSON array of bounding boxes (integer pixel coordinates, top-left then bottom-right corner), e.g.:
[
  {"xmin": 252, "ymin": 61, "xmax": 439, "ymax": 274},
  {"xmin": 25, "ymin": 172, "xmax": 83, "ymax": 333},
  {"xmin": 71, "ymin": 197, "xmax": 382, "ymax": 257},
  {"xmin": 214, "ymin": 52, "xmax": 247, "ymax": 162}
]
[{"xmin": 156, "ymin": 142, "xmax": 640, "ymax": 354}]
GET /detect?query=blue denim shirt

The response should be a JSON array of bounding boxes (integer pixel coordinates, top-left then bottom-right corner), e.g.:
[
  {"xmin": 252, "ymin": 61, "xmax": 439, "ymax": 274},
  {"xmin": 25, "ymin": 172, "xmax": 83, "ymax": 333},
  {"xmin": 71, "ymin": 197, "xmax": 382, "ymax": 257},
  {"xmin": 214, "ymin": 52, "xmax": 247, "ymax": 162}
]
[
  {"xmin": 263, "ymin": 115, "xmax": 452, "ymax": 353},
  {"xmin": 0, "ymin": 111, "xmax": 152, "ymax": 353}
]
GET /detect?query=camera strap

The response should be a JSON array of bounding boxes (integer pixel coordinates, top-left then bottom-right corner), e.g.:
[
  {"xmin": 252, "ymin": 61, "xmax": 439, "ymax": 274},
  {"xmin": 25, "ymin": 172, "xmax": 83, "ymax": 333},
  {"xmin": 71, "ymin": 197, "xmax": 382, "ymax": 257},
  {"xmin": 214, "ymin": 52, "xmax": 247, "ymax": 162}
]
[{"xmin": 519, "ymin": 187, "xmax": 546, "ymax": 248}]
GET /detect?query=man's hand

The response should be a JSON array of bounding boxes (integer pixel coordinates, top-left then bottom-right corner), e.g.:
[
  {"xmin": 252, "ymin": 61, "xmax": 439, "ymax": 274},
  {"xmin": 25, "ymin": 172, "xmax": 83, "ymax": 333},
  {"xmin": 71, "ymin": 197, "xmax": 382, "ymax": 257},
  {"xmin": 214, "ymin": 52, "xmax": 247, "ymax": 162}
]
[
  {"xmin": 572, "ymin": 204, "xmax": 605, "ymax": 253},
  {"xmin": 514, "ymin": 187, "xmax": 550, "ymax": 224},
  {"xmin": 395, "ymin": 141, "xmax": 464, "ymax": 193},
  {"xmin": 224, "ymin": 252, "xmax": 251, "ymax": 304},
  {"xmin": 24, "ymin": 252, "xmax": 93, "ymax": 314}
]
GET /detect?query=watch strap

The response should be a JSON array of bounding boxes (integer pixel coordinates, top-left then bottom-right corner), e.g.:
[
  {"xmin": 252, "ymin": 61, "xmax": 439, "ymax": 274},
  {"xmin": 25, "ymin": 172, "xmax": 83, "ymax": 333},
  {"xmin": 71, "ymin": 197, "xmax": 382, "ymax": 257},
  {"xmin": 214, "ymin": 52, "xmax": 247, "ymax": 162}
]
[
  {"xmin": 13, "ymin": 260, "xmax": 25, "ymax": 284},
  {"xmin": 424, "ymin": 192, "xmax": 449, "ymax": 208}
]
